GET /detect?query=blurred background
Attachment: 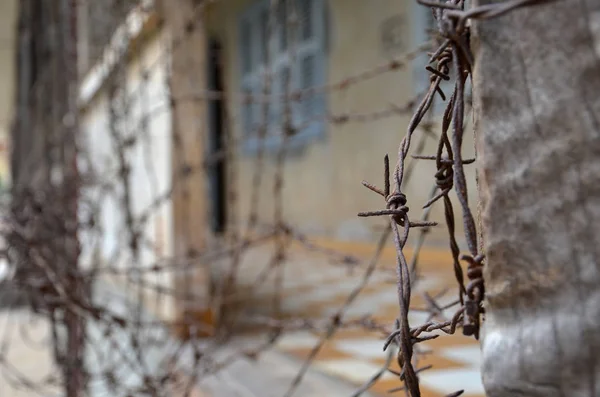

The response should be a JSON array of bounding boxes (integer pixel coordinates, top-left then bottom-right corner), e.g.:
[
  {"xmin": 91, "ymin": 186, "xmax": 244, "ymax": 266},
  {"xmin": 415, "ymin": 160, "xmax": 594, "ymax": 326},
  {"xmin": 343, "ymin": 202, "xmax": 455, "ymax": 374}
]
[{"xmin": 0, "ymin": 1, "xmax": 483, "ymax": 396}]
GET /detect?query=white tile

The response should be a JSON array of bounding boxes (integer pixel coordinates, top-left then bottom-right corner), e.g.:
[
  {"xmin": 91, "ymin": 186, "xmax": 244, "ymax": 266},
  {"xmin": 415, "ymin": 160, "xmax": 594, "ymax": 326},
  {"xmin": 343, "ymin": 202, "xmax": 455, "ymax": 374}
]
[
  {"xmin": 439, "ymin": 345, "xmax": 482, "ymax": 368},
  {"xmin": 319, "ymin": 297, "xmax": 382, "ymax": 318},
  {"xmin": 408, "ymin": 310, "xmax": 431, "ymax": 325},
  {"xmin": 334, "ymin": 339, "xmax": 387, "ymax": 360},
  {"xmin": 366, "ymin": 288, "xmax": 400, "ymax": 303},
  {"xmin": 413, "ymin": 275, "xmax": 445, "ymax": 291},
  {"xmin": 314, "ymin": 359, "xmax": 395, "ymax": 383},
  {"xmin": 419, "ymin": 368, "xmax": 485, "ymax": 396},
  {"xmin": 275, "ymin": 331, "xmax": 320, "ymax": 350},
  {"xmin": 286, "ymin": 283, "xmax": 353, "ymax": 304},
  {"xmin": 437, "ymin": 292, "xmax": 463, "ymax": 309},
  {"xmin": 342, "ymin": 305, "xmax": 373, "ymax": 318}
]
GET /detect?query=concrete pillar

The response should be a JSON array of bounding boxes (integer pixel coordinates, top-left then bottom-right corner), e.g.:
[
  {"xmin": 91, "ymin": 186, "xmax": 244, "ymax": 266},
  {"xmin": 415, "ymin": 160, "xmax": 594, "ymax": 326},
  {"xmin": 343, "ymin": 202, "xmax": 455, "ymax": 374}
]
[{"xmin": 157, "ymin": 0, "xmax": 214, "ymax": 338}]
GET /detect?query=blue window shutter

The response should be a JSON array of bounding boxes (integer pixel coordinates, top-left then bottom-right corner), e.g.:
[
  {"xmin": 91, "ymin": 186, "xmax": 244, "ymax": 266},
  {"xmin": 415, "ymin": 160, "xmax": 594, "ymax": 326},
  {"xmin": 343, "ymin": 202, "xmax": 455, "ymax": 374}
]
[
  {"xmin": 300, "ymin": 54, "xmax": 316, "ymax": 119},
  {"xmin": 239, "ymin": 0, "xmax": 327, "ymax": 154},
  {"xmin": 292, "ymin": 0, "xmax": 326, "ymax": 146},
  {"xmin": 240, "ymin": 20, "xmax": 252, "ymax": 74},
  {"xmin": 297, "ymin": 0, "xmax": 313, "ymax": 41}
]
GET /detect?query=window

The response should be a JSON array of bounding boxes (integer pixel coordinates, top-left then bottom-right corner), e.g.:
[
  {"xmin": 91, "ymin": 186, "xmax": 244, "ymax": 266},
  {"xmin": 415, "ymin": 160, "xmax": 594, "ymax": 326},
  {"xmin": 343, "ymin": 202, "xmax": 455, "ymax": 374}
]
[{"xmin": 238, "ymin": 0, "xmax": 327, "ymax": 153}]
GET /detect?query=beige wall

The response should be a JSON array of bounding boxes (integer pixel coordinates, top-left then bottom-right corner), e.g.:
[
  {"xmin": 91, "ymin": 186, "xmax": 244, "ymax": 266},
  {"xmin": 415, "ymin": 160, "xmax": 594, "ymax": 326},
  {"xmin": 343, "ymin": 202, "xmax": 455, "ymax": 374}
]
[
  {"xmin": 0, "ymin": 0, "xmax": 17, "ymax": 189},
  {"xmin": 208, "ymin": 0, "xmax": 477, "ymax": 247}
]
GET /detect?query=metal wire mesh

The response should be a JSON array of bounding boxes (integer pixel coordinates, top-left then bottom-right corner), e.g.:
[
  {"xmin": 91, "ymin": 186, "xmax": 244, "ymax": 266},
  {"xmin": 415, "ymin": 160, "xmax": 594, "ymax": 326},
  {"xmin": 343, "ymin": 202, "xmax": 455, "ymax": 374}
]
[{"xmin": 1, "ymin": 0, "xmax": 554, "ymax": 396}]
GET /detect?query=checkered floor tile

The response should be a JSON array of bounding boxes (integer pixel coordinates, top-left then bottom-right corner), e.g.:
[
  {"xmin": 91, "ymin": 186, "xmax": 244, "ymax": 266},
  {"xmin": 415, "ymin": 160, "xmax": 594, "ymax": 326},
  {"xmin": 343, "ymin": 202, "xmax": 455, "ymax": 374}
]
[{"xmin": 269, "ymin": 244, "xmax": 485, "ymax": 397}]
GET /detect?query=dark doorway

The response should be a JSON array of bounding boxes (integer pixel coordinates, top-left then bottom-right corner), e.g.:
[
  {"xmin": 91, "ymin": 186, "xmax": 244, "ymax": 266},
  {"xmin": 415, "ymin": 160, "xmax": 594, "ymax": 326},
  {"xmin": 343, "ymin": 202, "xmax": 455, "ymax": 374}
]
[{"xmin": 207, "ymin": 39, "xmax": 227, "ymax": 234}]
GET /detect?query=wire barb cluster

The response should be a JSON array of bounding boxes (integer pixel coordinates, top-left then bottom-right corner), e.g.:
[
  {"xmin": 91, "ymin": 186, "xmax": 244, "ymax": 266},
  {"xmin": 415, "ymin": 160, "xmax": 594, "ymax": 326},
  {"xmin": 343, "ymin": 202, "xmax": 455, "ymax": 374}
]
[
  {"xmin": 3, "ymin": 0, "xmax": 555, "ymax": 396},
  {"xmin": 355, "ymin": 0, "xmax": 555, "ymax": 395}
]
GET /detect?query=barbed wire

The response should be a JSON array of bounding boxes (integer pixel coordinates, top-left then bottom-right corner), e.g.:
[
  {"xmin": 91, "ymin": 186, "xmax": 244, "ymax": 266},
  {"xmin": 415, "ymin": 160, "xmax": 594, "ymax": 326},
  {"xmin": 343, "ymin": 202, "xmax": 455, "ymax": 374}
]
[
  {"xmin": 355, "ymin": 0, "xmax": 555, "ymax": 395},
  {"xmin": 2, "ymin": 0, "xmax": 555, "ymax": 396}
]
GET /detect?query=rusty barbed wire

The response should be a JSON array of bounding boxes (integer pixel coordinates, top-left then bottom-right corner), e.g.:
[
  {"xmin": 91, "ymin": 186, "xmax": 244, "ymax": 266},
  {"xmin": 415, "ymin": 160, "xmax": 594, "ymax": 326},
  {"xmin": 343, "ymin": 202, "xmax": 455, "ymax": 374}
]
[
  {"xmin": 354, "ymin": 0, "xmax": 556, "ymax": 396},
  {"xmin": 1, "ymin": 0, "xmax": 555, "ymax": 396}
]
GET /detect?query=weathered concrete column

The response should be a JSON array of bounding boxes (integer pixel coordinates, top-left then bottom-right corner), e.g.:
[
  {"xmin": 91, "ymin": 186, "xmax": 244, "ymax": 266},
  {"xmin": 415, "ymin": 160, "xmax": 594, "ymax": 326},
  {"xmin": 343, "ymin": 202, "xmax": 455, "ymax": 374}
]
[
  {"xmin": 472, "ymin": 1, "xmax": 600, "ymax": 396},
  {"xmin": 156, "ymin": 0, "xmax": 214, "ymax": 338}
]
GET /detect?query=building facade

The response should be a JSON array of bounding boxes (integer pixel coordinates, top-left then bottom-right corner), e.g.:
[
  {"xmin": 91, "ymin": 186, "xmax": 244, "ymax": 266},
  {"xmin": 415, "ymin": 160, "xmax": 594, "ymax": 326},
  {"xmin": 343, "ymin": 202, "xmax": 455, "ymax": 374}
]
[
  {"xmin": 206, "ymin": 0, "xmax": 476, "ymax": 244},
  {"xmin": 74, "ymin": 0, "xmax": 478, "ymax": 324}
]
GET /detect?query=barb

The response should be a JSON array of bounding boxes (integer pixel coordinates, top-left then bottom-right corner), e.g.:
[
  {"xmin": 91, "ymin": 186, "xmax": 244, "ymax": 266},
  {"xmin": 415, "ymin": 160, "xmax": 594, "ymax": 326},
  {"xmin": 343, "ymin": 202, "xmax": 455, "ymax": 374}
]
[
  {"xmin": 351, "ymin": 0, "xmax": 553, "ymax": 394},
  {"xmin": 3, "ymin": 0, "xmax": 549, "ymax": 396}
]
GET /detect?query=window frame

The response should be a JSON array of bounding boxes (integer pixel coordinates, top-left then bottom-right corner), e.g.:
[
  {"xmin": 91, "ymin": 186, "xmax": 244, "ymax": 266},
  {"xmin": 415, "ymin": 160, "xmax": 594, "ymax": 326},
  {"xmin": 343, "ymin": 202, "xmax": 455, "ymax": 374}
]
[{"xmin": 237, "ymin": 0, "xmax": 328, "ymax": 155}]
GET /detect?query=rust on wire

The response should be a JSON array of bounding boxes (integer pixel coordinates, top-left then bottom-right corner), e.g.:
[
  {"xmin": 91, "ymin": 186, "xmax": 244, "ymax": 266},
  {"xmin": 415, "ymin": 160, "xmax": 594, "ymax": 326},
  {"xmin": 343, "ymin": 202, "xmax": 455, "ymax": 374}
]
[
  {"xmin": 354, "ymin": 0, "xmax": 554, "ymax": 395},
  {"xmin": 3, "ymin": 0, "xmax": 554, "ymax": 396}
]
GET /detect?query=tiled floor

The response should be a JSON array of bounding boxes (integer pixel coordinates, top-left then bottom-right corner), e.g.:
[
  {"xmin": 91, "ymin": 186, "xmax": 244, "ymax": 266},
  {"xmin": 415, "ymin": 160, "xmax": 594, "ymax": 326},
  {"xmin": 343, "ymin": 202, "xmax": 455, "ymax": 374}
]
[
  {"xmin": 0, "ymin": 238, "xmax": 484, "ymax": 397},
  {"xmin": 260, "ymin": 240, "xmax": 486, "ymax": 397},
  {"xmin": 275, "ymin": 323, "xmax": 484, "ymax": 396},
  {"xmin": 0, "ymin": 283, "xmax": 373, "ymax": 397}
]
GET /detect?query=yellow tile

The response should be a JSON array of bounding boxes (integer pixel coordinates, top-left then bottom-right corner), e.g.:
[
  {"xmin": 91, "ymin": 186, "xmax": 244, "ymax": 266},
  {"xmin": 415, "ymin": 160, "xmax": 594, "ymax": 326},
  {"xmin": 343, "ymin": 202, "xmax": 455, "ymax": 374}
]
[
  {"xmin": 334, "ymin": 328, "xmax": 383, "ymax": 340},
  {"xmin": 423, "ymin": 332, "xmax": 480, "ymax": 349},
  {"xmin": 284, "ymin": 344, "xmax": 354, "ymax": 362},
  {"xmin": 369, "ymin": 378, "xmax": 447, "ymax": 397}
]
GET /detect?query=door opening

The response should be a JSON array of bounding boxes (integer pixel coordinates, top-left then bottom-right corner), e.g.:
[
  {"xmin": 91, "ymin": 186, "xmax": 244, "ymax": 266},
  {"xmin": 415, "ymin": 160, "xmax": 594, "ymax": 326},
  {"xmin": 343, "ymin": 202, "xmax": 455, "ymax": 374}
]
[{"xmin": 207, "ymin": 39, "xmax": 227, "ymax": 234}]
